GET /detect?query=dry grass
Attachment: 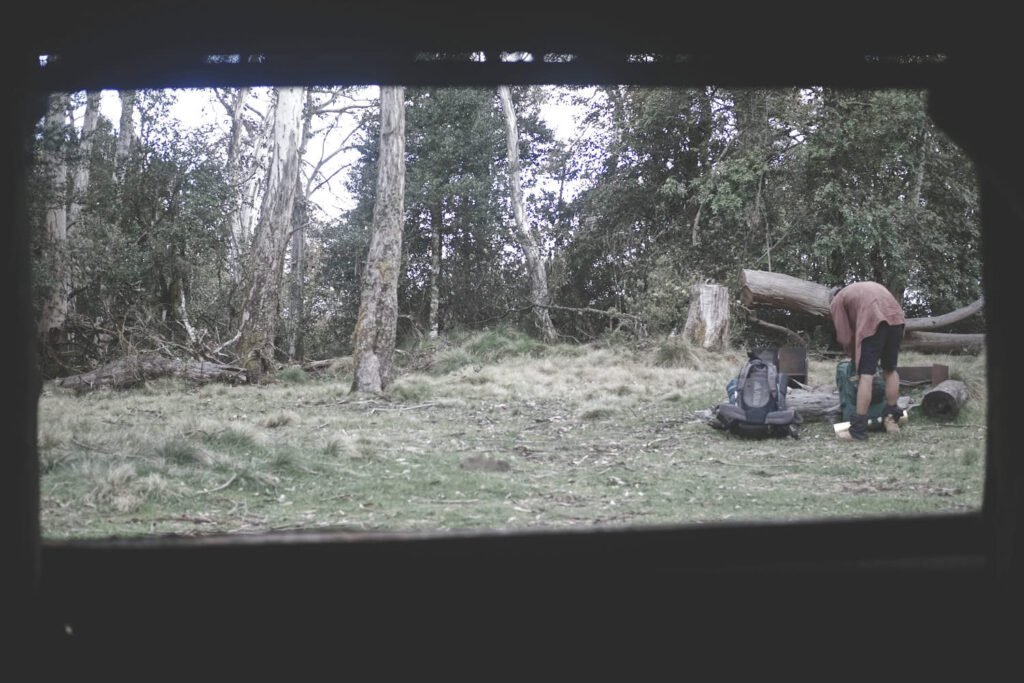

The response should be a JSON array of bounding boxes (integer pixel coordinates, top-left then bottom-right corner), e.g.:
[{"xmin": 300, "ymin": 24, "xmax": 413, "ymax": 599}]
[{"xmin": 37, "ymin": 332, "xmax": 987, "ymax": 539}]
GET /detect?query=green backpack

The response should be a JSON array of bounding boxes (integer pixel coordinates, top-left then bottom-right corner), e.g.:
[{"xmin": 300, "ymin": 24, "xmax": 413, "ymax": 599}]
[{"xmin": 836, "ymin": 360, "xmax": 886, "ymax": 422}]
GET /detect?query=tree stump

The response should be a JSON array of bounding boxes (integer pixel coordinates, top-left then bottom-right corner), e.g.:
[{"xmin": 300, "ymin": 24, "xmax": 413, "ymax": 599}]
[
  {"xmin": 682, "ymin": 284, "xmax": 730, "ymax": 351},
  {"xmin": 921, "ymin": 379, "xmax": 970, "ymax": 420}
]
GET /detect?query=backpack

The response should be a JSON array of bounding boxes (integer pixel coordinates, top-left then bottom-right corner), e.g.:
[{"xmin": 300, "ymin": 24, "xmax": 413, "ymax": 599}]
[
  {"xmin": 710, "ymin": 348, "xmax": 801, "ymax": 439},
  {"xmin": 835, "ymin": 359, "xmax": 886, "ymax": 422}
]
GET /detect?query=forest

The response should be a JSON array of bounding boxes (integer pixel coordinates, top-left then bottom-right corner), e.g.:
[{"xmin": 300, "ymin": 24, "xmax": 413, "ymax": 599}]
[{"xmin": 31, "ymin": 81, "xmax": 984, "ymax": 387}]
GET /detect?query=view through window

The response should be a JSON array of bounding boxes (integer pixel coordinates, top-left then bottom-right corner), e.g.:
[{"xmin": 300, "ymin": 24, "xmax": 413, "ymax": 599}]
[{"xmin": 32, "ymin": 82, "xmax": 986, "ymax": 540}]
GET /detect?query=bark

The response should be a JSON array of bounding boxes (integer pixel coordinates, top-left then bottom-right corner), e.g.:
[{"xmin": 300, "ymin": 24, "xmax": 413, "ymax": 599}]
[
  {"xmin": 740, "ymin": 269, "xmax": 831, "ymax": 317},
  {"xmin": 52, "ymin": 354, "xmax": 246, "ymax": 392},
  {"xmin": 428, "ymin": 203, "xmax": 442, "ymax": 339},
  {"xmin": 682, "ymin": 284, "xmax": 730, "ymax": 351},
  {"xmin": 498, "ymin": 85, "xmax": 557, "ymax": 343},
  {"xmin": 237, "ymin": 86, "xmax": 305, "ymax": 382},
  {"xmin": 904, "ymin": 298, "xmax": 985, "ymax": 332},
  {"xmin": 921, "ymin": 379, "xmax": 970, "ymax": 420},
  {"xmin": 67, "ymin": 90, "xmax": 100, "ymax": 232},
  {"xmin": 224, "ymin": 87, "xmax": 251, "ymax": 287},
  {"xmin": 902, "ymin": 331, "xmax": 985, "ymax": 353},
  {"xmin": 785, "ymin": 389, "xmax": 842, "ymax": 420},
  {"xmin": 115, "ymin": 90, "xmax": 135, "ymax": 175},
  {"xmin": 37, "ymin": 93, "xmax": 71, "ymax": 344},
  {"xmin": 287, "ymin": 90, "xmax": 314, "ymax": 362},
  {"xmin": 351, "ymin": 85, "xmax": 406, "ymax": 394}
]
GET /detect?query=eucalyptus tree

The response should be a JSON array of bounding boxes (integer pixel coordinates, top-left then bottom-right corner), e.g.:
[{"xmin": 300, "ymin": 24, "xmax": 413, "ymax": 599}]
[
  {"xmin": 34, "ymin": 90, "xmax": 102, "ymax": 368},
  {"xmin": 35, "ymin": 92, "xmax": 72, "ymax": 351},
  {"xmin": 499, "ymin": 85, "xmax": 556, "ymax": 342},
  {"xmin": 115, "ymin": 90, "xmax": 136, "ymax": 177},
  {"xmin": 236, "ymin": 86, "xmax": 306, "ymax": 381},
  {"xmin": 351, "ymin": 85, "xmax": 406, "ymax": 393}
]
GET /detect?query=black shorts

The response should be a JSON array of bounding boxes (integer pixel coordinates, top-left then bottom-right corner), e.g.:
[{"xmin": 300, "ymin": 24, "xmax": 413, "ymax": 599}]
[{"xmin": 857, "ymin": 322, "xmax": 905, "ymax": 375}]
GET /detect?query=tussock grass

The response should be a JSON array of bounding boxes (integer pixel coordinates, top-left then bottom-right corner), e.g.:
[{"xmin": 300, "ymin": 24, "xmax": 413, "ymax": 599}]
[
  {"xmin": 264, "ymin": 410, "xmax": 301, "ymax": 428},
  {"xmin": 277, "ymin": 366, "xmax": 310, "ymax": 384},
  {"xmin": 38, "ymin": 331, "xmax": 988, "ymax": 540}
]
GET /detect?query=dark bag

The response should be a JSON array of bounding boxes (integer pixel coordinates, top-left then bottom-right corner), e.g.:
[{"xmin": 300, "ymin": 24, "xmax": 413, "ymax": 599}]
[
  {"xmin": 711, "ymin": 348, "xmax": 801, "ymax": 439},
  {"xmin": 835, "ymin": 359, "xmax": 886, "ymax": 422}
]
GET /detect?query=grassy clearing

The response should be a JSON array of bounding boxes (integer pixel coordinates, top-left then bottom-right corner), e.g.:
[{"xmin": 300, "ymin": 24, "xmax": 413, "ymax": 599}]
[{"xmin": 38, "ymin": 331, "xmax": 987, "ymax": 540}]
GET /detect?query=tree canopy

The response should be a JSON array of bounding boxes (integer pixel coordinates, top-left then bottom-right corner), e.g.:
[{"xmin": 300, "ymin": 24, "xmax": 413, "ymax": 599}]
[{"xmin": 30, "ymin": 84, "xmax": 983, "ymax": 378}]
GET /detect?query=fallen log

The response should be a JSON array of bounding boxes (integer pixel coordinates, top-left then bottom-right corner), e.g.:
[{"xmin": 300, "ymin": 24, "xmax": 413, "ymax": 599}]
[
  {"xmin": 901, "ymin": 331, "xmax": 985, "ymax": 354},
  {"xmin": 739, "ymin": 269, "xmax": 831, "ymax": 316},
  {"xmin": 52, "ymin": 354, "xmax": 247, "ymax": 392},
  {"xmin": 921, "ymin": 379, "xmax": 970, "ymax": 420},
  {"xmin": 904, "ymin": 297, "xmax": 984, "ymax": 332}
]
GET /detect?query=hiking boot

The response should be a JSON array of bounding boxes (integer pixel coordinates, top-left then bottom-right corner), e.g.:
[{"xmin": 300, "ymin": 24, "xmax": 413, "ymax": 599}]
[
  {"xmin": 883, "ymin": 415, "xmax": 901, "ymax": 434},
  {"xmin": 883, "ymin": 405, "xmax": 903, "ymax": 434},
  {"xmin": 848, "ymin": 414, "xmax": 869, "ymax": 441}
]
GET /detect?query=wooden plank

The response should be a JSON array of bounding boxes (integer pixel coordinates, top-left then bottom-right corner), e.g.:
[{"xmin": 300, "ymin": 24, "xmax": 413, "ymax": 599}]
[{"xmin": 896, "ymin": 364, "xmax": 949, "ymax": 386}]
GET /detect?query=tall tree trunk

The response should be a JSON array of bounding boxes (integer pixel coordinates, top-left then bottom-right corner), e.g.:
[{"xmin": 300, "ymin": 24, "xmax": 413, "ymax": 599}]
[
  {"xmin": 224, "ymin": 87, "xmax": 251, "ymax": 288},
  {"xmin": 237, "ymin": 86, "xmax": 305, "ymax": 382},
  {"xmin": 428, "ymin": 203, "xmax": 442, "ymax": 339},
  {"xmin": 351, "ymin": 85, "xmax": 406, "ymax": 394},
  {"xmin": 67, "ymin": 90, "xmax": 100, "ymax": 233},
  {"xmin": 37, "ymin": 93, "xmax": 71, "ymax": 346},
  {"xmin": 287, "ymin": 90, "xmax": 314, "ymax": 362},
  {"xmin": 115, "ymin": 90, "xmax": 135, "ymax": 177},
  {"xmin": 498, "ymin": 85, "xmax": 556, "ymax": 343},
  {"xmin": 287, "ymin": 193, "xmax": 307, "ymax": 361}
]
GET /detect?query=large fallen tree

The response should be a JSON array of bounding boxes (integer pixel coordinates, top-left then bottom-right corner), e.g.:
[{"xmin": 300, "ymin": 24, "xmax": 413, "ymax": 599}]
[
  {"xmin": 51, "ymin": 354, "xmax": 247, "ymax": 393},
  {"xmin": 739, "ymin": 269, "xmax": 984, "ymax": 353}
]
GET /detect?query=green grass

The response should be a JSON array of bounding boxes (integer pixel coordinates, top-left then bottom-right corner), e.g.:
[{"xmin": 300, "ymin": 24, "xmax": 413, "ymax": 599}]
[{"xmin": 37, "ymin": 334, "xmax": 988, "ymax": 540}]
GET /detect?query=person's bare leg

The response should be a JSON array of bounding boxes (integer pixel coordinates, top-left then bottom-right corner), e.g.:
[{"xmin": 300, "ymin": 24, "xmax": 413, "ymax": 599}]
[
  {"xmin": 882, "ymin": 368, "xmax": 902, "ymax": 433},
  {"xmin": 883, "ymin": 369, "xmax": 900, "ymax": 407},
  {"xmin": 857, "ymin": 374, "xmax": 874, "ymax": 415}
]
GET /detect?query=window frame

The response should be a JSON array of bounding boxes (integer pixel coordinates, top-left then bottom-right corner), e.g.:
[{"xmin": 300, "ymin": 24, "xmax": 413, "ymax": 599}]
[{"xmin": 6, "ymin": 3, "xmax": 1016, "ymax": 656}]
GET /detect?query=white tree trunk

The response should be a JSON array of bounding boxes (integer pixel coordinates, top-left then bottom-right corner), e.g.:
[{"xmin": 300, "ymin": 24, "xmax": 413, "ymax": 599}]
[
  {"xmin": 115, "ymin": 90, "xmax": 136, "ymax": 177},
  {"xmin": 352, "ymin": 86, "xmax": 406, "ymax": 393},
  {"xmin": 499, "ymin": 85, "xmax": 556, "ymax": 343},
  {"xmin": 37, "ymin": 93, "xmax": 71, "ymax": 344},
  {"xmin": 237, "ymin": 86, "xmax": 305, "ymax": 381},
  {"xmin": 428, "ymin": 204, "xmax": 441, "ymax": 339},
  {"xmin": 287, "ymin": 90, "xmax": 314, "ymax": 362},
  {"xmin": 682, "ymin": 284, "xmax": 730, "ymax": 351},
  {"xmin": 224, "ymin": 87, "xmax": 251, "ymax": 287},
  {"xmin": 67, "ymin": 90, "xmax": 100, "ymax": 233}
]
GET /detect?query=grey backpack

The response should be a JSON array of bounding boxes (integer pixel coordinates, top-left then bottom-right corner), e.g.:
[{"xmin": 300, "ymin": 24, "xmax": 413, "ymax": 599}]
[{"xmin": 711, "ymin": 349, "xmax": 801, "ymax": 439}]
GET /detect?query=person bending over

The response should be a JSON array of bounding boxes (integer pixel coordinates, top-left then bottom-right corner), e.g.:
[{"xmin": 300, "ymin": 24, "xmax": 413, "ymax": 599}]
[{"xmin": 829, "ymin": 281, "xmax": 906, "ymax": 440}]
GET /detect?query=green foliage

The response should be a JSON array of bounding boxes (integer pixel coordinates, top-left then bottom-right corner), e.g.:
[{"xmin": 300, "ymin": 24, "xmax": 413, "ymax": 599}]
[
  {"xmin": 426, "ymin": 325, "xmax": 545, "ymax": 375},
  {"xmin": 277, "ymin": 366, "xmax": 310, "ymax": 385},
  {"xmin": 31, "ymin": 84, "xmax": 982, "ymax": 377}
]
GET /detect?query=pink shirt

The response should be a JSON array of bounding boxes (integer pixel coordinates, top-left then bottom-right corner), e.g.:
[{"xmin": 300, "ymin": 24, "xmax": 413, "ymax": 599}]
[{"xmin": 829, "ymin": 282, "xmax": 905, "ymax": 366}]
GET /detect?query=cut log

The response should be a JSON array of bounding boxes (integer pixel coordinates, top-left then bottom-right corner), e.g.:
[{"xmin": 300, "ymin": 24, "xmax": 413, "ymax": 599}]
[
  {"xmin": 682, "ymin": 283, "xmax": 730, "ymax": 351},
  {"xmin": 902, "ymin": 331, "xmax": 984, "ymax": 354},
  {"xmin": 739, "ymin": 269, "xmax": 830, "ymax": 316},
  {"xmin": 52, "ymin": 354, "xmax": 247, "ymax": 392},
  {"xmin": 785, "ymin": 389, "xmax": 842, "ymax": 419},
  {"xmin": 921, "ymin": 379, "xmax": 970, "ymax": 420}
]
